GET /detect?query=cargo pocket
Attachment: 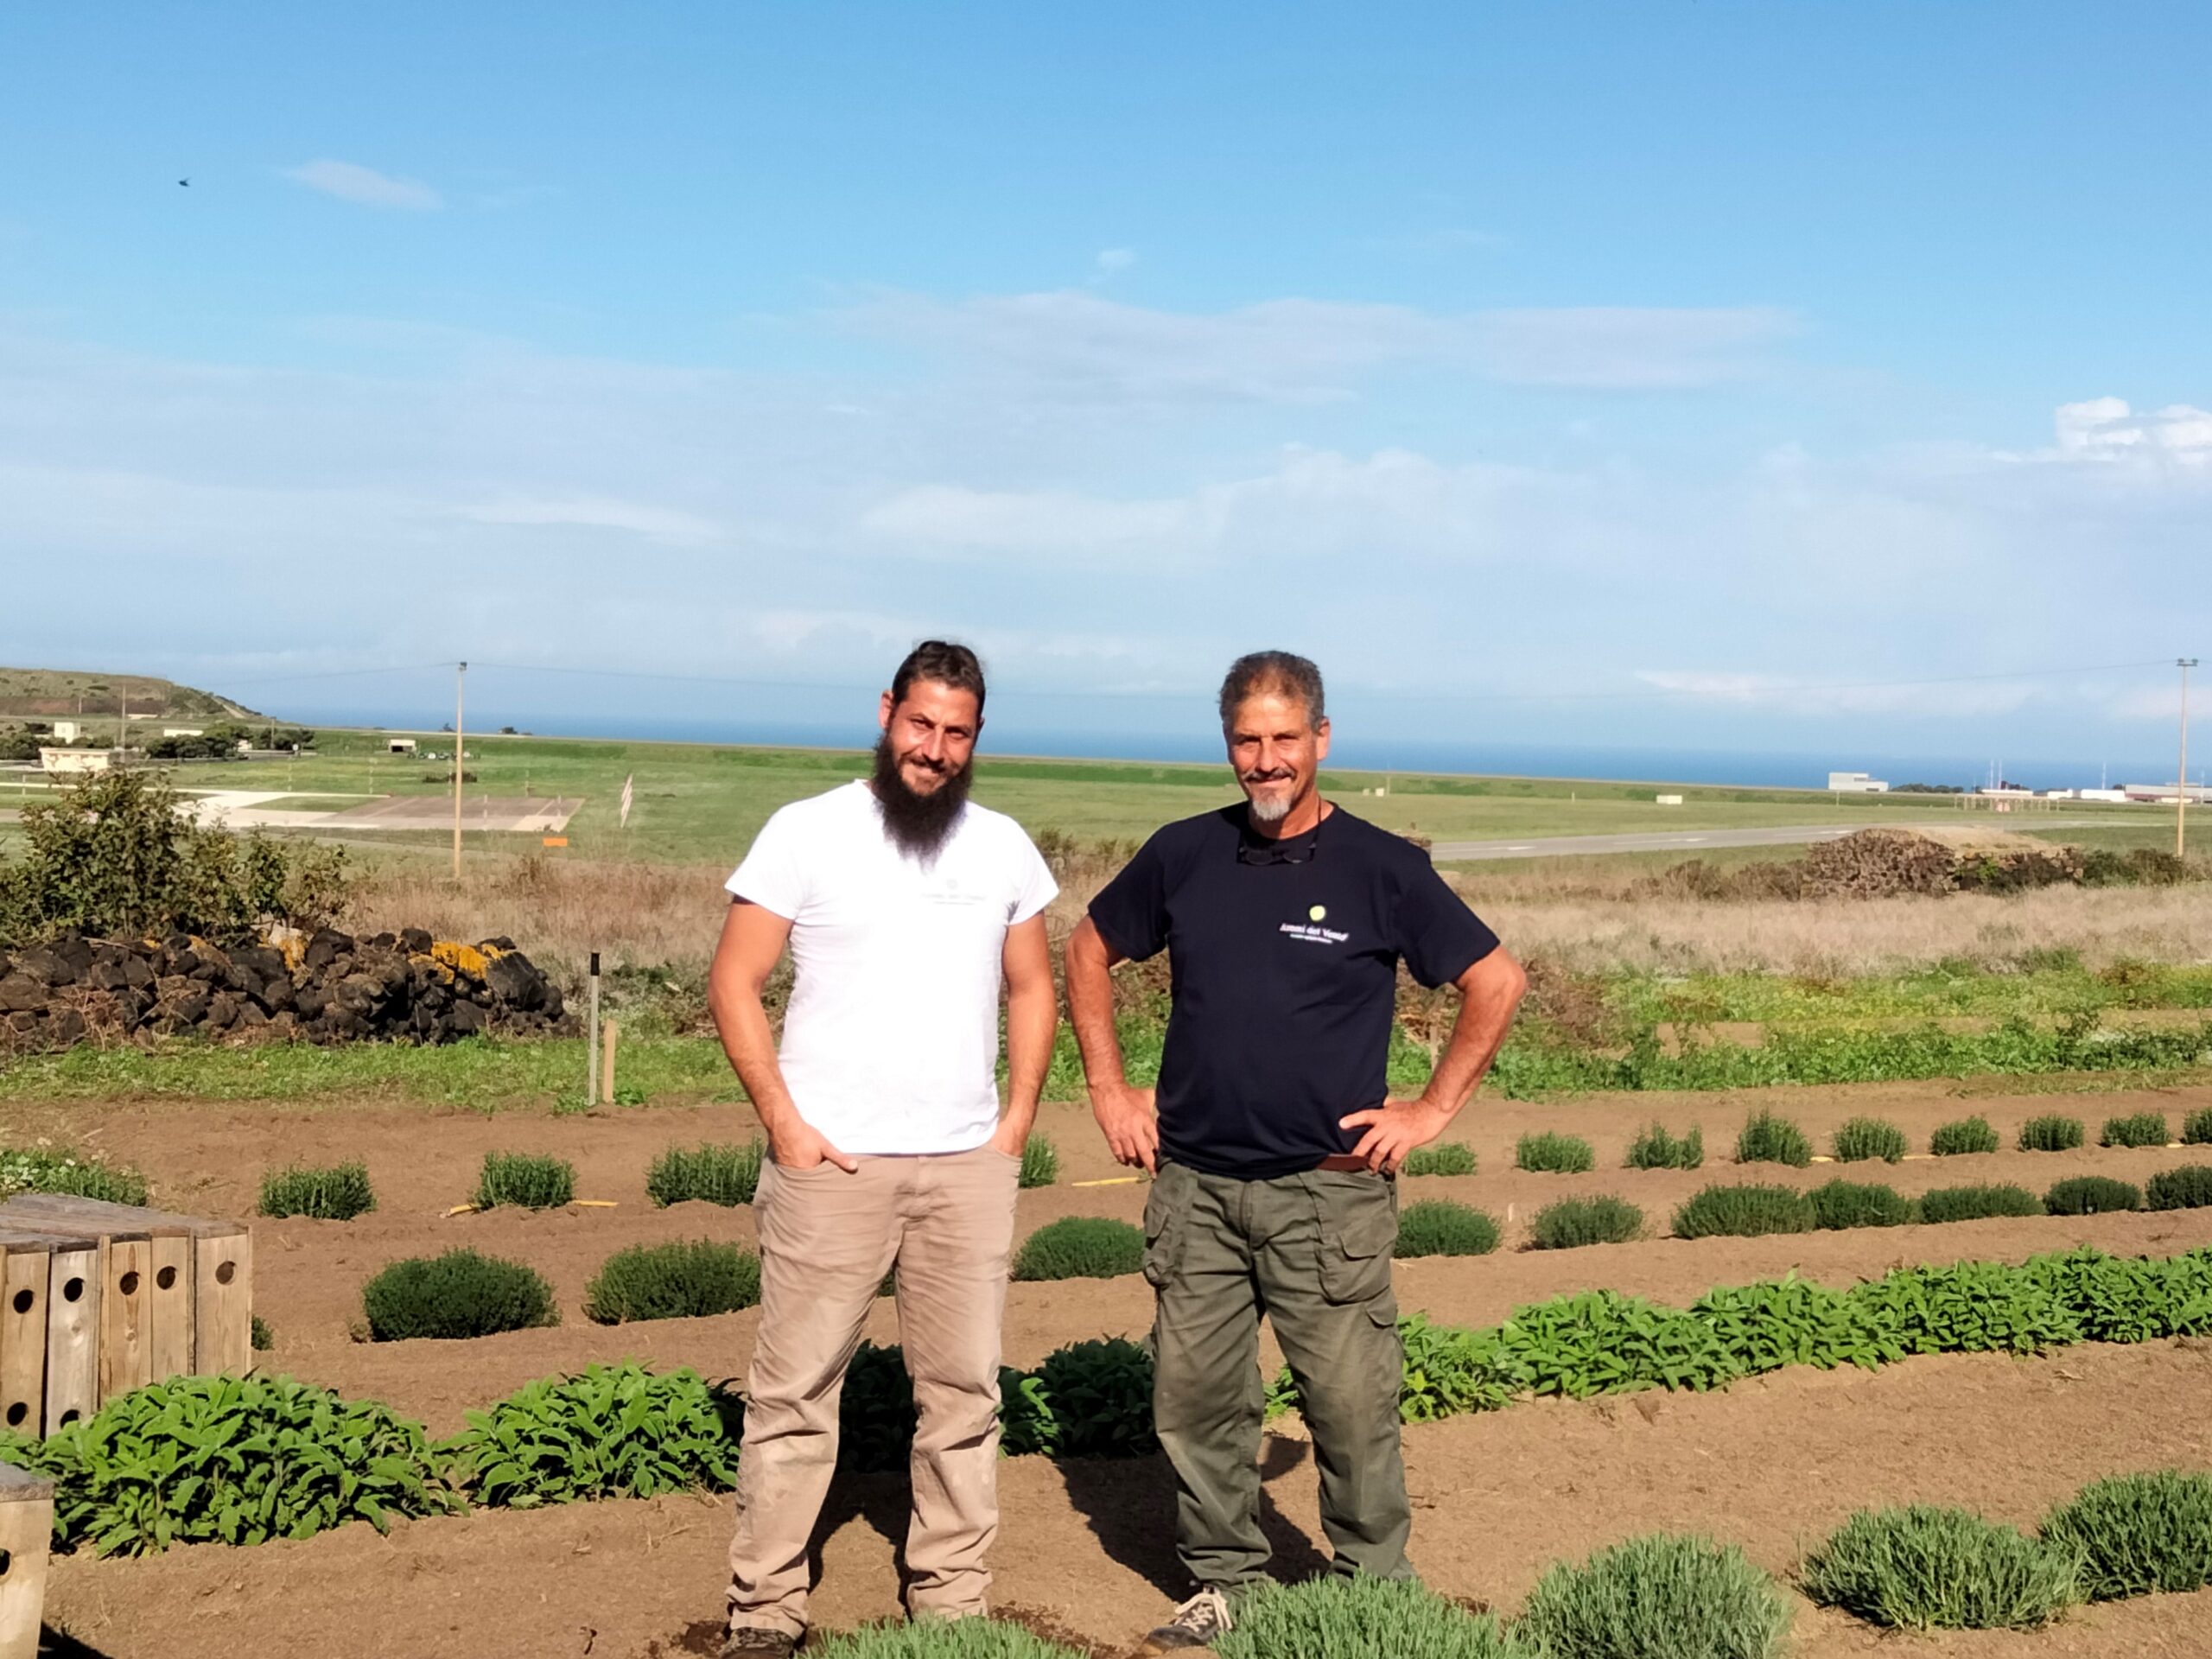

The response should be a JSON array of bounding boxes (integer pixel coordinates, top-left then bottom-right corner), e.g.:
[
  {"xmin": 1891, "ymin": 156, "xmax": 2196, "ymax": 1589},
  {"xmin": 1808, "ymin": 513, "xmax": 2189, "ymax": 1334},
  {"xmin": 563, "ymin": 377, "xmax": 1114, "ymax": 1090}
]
[
  {"xmin": 1315, "ymin": 1175, "xmax": 1398, "ymax": 1306},
  {"xmin": 1143, "ymin": 1164, "xmax": 1192, "ymax": 1289}
]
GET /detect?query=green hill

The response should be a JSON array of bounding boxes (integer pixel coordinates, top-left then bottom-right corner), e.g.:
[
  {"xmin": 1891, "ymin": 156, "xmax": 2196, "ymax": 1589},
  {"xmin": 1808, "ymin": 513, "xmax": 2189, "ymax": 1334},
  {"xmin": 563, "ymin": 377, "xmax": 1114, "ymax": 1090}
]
[{"xmin": 0, "ymin": 666, "xmax": 262, "ymax": 730}]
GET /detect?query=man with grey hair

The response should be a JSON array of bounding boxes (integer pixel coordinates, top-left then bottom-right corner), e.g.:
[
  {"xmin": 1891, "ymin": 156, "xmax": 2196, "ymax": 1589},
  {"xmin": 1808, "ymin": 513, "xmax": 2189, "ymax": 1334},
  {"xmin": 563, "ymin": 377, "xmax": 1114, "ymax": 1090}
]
[{"xmin": 1064, "ymin": 650, "xmax": 1526, "ymax": 1652}]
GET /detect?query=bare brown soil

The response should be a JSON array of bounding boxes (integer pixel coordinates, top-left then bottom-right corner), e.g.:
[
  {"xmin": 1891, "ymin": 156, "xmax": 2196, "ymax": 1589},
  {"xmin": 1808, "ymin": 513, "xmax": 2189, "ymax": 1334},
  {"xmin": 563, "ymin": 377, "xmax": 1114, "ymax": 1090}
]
[{"xmin": 22, "ymin": 1077, "xmax": 2212, "ymax": 1656}]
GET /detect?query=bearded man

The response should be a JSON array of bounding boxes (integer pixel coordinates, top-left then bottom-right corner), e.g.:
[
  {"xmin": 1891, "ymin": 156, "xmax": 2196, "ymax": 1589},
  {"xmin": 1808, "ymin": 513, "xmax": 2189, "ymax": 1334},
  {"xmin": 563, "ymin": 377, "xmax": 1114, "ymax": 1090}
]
[{"xmin": 709, "ymin": 640, "xmax": 1059, "ymax": 1657}]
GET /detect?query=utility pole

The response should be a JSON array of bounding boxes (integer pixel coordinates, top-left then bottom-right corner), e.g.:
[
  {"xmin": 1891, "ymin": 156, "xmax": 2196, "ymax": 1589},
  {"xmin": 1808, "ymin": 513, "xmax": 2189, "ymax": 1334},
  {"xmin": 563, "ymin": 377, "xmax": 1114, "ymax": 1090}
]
[
  {"xmin": 2181, "ymin": 658, "xmax": 2200, "ymax": 859},
  {"xmin": 453, "ymin": 660, "xmax": 467, "ymax": 879}
]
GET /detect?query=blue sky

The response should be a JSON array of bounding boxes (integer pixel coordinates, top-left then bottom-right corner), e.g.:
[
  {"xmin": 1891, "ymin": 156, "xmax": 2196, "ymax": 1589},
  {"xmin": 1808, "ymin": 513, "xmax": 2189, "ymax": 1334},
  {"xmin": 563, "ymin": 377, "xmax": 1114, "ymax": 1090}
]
[{"xmin": 2, "ymin": 3, "xmax": 2206, "ymax": 783}]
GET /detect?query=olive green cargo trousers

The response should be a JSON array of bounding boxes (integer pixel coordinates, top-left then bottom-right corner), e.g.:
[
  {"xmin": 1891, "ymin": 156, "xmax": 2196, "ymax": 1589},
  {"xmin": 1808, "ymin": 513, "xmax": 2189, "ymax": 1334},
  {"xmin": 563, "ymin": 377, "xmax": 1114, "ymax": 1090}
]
[{"xmin": 1143, "ymin": 1159, "xmax": 1412, "ymax": 1591}]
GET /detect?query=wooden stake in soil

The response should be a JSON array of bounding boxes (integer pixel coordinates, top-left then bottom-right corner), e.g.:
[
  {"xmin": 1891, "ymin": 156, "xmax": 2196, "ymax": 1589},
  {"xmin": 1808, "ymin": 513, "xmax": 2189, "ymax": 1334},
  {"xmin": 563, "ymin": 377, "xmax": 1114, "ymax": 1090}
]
[{"xmin": 601, "ymin": 1018, "xmax": 620, "ymax": 1104}]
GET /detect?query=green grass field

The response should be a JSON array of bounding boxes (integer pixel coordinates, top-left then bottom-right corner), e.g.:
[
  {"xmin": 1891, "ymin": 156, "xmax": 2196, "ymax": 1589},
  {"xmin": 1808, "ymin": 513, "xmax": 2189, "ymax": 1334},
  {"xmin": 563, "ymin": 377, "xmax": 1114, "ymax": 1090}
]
[{"xmin": 67, "ymin": 725, "xmax": 2156, "ymax": 867}]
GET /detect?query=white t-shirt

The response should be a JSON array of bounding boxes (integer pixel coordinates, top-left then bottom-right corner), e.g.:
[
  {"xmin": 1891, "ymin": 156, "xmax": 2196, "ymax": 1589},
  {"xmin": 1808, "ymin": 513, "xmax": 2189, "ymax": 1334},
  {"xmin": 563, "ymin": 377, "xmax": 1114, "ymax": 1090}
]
[{"xmin": 726, "ymin": 780, "xmax": 1058, "ymax": 1155}]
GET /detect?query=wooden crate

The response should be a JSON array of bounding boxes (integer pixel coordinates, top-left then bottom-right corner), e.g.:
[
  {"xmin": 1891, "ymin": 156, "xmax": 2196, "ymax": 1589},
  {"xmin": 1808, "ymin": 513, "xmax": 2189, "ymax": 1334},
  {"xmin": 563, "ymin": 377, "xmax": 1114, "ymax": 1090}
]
[
  {"xmin": 0, "ymin": 1460, "xmax": 53, "ymax": 1659},
  {"xmin": 0, "ymin": 1196, "xmax": 251, "ymax": 1438}
]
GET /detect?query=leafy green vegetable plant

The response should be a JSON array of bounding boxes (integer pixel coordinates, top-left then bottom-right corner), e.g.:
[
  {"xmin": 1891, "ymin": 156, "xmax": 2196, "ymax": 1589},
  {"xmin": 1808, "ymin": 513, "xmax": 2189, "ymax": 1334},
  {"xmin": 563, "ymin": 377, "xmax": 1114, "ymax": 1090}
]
[
  {"xmin": 1516, "ymin": 1131, "xmax": 1594, "ymax": 1173},
  {"xmin": 1010, "ymin": 1217, "xmax": 1145, "ymax": 1281},
  {"xmin": 2040, "ymin": 1470, "xmax": 2212, "ymax": 1600},
  {"xmin": 438, "ymin": 1363, "xmax": 741, "ymax": 1507},
  {"xmin": 1671, "ymin": 1184, "xmax": 1815, "ymax": 1239},
  {"xmin": 2019, "ymin": 1114, "xmax": 2085, "ymax": 1152},
  {"xmin": 257, "ymin": 1160, "xmax": 374, "ymax": 1221},
  {"xmin": 2043, "ymin": 1176, "xmax": 2141, "ymax": 1217},
  {"xmin": 1217, "ymin": 1575, "xmax": 1536, "ymax": 1659},
  {"xmin": 1832, "ymin": 1116, "xmax": 1908, "ymax": 1163},
  {"xmin": 361, "ymin": 1249, "xmax": 557, "ymax": 1341},
  {"xmin": 1519, "ymin": 1532, "xmax": 1792, "ymax": 1659},
  {"xmin": 41, "ymin": 1374, "xmax": 452, "ymax": 1554},
  {"xmin": 583, "ymin": 1239, "xmax": 760, "ymax": 1324},
  {"xmin": 1734, "ymin": 1109, "xmax": 1812, "ymax": 1167},
  {"xmin": 1624, "ymin": 1122, "xmax": 1703, "ymax": 1170},
  {"xmin": 1807, "ymin": 1179, "xmax": 1913, "ymax": 1230},
  {"xmin": 1529, "ymin": 1195, "xmax": 1643, "ymax": 1249},
  {"xmin": 1402, "ymin": 1140, "xmax": 1478, "ymax": 1176},
  {"xmin": 840, "ymin": 1341, "xmax": 918, "ymax": 1472},
  {"xmin": 1916, "ymin": 1184, "xmax": 2041, "ymax": 1224},
  {"xmin": 1930, "ymin": 1116, "xmax": 2000, "ymax": 1156},
  {"xmin": 473, "ymin": 1149, "xmax": 575, "ymax": 1210},
  {"xmin": 1395, "ymin": 1199, "xmax": 1501, "ymax": 1258},
  {"xmin": 645, "ymin": 1141, "xmax": 761, "ymax": 1206},
  {"xmin": 2101, "ymin": 1112, "xmax": 2168, "ymax": 1148},
  {"xmin": 1802, "ymin": 1504, "xmax": 2083, "ymax": 1630},
  {"xmin": 0, "ymin": 1145, "xmax": 149, "ymax": 1205},
  {"xmin": 1030, "ymin": 1338, "xmax": 1157, "ymax": 1459}
]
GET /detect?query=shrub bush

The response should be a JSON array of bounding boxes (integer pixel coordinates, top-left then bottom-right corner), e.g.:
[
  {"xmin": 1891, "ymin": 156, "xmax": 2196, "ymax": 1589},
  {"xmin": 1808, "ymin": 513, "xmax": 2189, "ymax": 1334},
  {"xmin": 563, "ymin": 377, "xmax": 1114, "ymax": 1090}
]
[
  {"xmin": 1402, "ymin": 1141, "xmax": 1478, "ymax": 1176},
  {"xmin": 439, "ymin": 1363, "xmax": 741, "ymax": 1507},
  {"xmin": 2101, "ymin": 1112, "xmax": 2169, "ymax": 1149},
  {"xmin": 1625, "ymin": 1122, "xmax": 1703, "ymax": 1170},
  {"xmin": 1802, "ymin": 1504, "xmax": 2083, "ymax": 1630},
  {"xmin": 1029, "ymin": 1338, "xmax": 1157, "ymax": 1459},
  {"xmin": 474, "ymin": 1150, "xmax": 575, "ymax": 1211},
  {"xmin": 1011, "ymin": 1217, "xmax": 1145, "ymax": 1282},
  {"xmin": 584, "ymin": 1240, "xmax": 761, "ymax": 1324},
  {"xmin": 250, "ymin": 1314, "xmax": 273, "ymax": 1351},
  {"xmin": 361, "ymin": 1249, "xmax": 558, "ymax": 1341},
  {"xmin": 1395, "ymin": 1199, "xmax": 1501, "ymax": 1258},
  {"xmin": 2040, "ymin": 1470, "xmax": 2212, "ymax": 1600},
  {"xmin": 40, "ymin": 1374, "xmax": 452, "ymax": 1554},
  {"xmin": 1916, "ymin": 1184, "xmax": 2042, "ymax": 1224},
  {"xmin": 1672, "ymin": 1183, "xmax": 1815, "ymax": 1239},
  {"xmin": 1519, "ymin": 1532, "xmax": 1791, "ymax": 1659},
  {"xmin": 1832, "ymin": 1116, "xmax": 1908, "ymax": 1164},
  {"xmin": 257, "ymin": 1161, "xmax": 375, "ymax": 1222},
  {"xmin": 840, "ymin": 1341, "xmax": 917, "ymax": 1471},
  {"xmin": 2043, "ymin": 1176, "xmax": 2141, "ymax": 1217},
  {"xmin": 2146, "ymin": 1166, "xmax": 2212, "ymax": 1211},
  {"xmin": 1734, "ymin": 1109, "xmax": 1812, "ymax": 1167},
  {"xmin": 645, "ymin": 1141, "xmax": 761, "ymax": 1207},
  {"xmin": 1529, "ymin": 1195, "xmax": 1643, "ymax": 1249},
  {"xmin": 809, "ymin": 1619, "xmax": 1084, "ymax": 1659},
  {"xmin": 1018, "ymin": 1135, "xmax": 1059, "ymax": 1189},
  {"xmin": 2183, "ymin": 1107, "xmax": 2212, "ymax": 1146},
  {"xmin": 0, "ymin": 1146, "xmax": 149, "ymax": 1206},
  {"xmin": 1808, "ymin": 1179, "xmax": 1914, "ymax": 1230},
  {"xmin": 2019, "ymin": 1114, "xmax": 2086, "ymax": 1152},
  {"xmin": 1930, "ymin": 1116, "xmax": 2000, "ymax": 1156},
  {"xmin": 1217, "ymin": 1576, "xmax": 1536, "ymax": 1659},
  {"xmin": 1516, "ymin": 1131, "xmax": 1595, "ymax": 1173}
]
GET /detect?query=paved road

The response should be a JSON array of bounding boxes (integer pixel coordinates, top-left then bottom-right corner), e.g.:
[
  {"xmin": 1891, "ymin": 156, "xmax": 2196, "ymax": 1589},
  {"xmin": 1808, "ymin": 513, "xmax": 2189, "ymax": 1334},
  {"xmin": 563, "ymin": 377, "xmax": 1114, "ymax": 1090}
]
[{"xmin": 1429, "ymin": 818, "xmax": 2110, "ymax": 862}]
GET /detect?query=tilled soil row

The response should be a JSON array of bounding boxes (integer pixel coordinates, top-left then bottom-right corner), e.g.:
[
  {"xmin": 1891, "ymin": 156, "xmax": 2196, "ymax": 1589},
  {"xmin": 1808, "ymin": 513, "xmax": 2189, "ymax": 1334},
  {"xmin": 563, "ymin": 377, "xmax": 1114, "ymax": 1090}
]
[{"xmin": 42, "ymin": 1338, "xmax": 2212, "ymax": 1659}]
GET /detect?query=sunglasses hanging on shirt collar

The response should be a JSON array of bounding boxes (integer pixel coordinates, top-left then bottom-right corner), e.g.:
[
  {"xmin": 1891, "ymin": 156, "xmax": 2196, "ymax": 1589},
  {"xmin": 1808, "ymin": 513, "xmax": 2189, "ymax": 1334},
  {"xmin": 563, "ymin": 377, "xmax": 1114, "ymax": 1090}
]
[{"xmin": 1236, "ymin": 812, "xmax": 1325, "ymax": 866}]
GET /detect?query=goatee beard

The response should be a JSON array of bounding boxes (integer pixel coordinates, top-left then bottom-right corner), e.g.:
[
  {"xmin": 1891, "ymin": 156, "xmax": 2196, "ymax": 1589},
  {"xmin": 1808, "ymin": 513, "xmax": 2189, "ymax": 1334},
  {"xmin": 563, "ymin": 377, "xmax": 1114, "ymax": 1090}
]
[{"xmin": 872, "ymin": 734, "xmax": 973, "ymax": 861}]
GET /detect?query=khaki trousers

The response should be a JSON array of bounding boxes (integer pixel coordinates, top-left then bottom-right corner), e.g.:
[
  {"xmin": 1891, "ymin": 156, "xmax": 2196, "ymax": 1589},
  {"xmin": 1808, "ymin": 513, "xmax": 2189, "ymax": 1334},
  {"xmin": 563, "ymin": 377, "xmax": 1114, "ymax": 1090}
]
[
  {"xmin": 1145, "ymin": 1160, "xmax": 1412, "ymax": 1591},
  {"xmin": 728, "ymin": 1144, "xmax": 1020, "ymax": 1638}
]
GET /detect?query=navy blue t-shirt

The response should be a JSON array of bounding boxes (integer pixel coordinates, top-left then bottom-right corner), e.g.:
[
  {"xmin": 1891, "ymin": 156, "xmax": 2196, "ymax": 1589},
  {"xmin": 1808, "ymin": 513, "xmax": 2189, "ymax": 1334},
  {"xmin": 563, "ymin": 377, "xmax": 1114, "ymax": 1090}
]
[{"xmin": 1087, "ymin": 804, "xmax": 1499, "ymax": 1180}]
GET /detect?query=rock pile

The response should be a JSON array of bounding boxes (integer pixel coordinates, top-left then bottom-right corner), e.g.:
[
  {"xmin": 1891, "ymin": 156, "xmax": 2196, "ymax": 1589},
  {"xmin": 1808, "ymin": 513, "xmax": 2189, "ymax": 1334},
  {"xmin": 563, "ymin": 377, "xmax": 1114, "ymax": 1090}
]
[{"xmin": 0, "ymin": 928, "xmax": 569, "ymax": 1052}]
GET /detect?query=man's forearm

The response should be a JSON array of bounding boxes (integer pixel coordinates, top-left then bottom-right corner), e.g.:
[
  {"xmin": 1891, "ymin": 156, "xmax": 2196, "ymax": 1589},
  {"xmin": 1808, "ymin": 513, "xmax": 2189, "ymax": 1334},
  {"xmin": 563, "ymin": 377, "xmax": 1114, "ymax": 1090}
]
[
  {"xmin": 709, "ymin": 981, "xmax": 803, "ymax": 1136},
  {"xmin": 1001, "ymin": 981, "xmax": 1058, "ymax": 1128},
  {"xmin": 1064, "ymin": 932, "xmax": 1127, "ymax": 1086},
  {"xmin": 1421, "ymin": 957, "xmax": 1526, "ymax": 1114}
]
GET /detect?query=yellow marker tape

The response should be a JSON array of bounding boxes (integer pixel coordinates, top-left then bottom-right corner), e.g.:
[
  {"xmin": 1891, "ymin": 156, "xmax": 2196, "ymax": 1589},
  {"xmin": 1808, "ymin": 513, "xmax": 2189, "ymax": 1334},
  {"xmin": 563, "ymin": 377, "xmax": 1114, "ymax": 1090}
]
[
  {"xmin": 1071, "ymin": 1175, "xmax": 1147, "ymax": 1187},
  {"xmin": 575, "ymin": 1199, "xmax": 618, "ymax": 1208},
  {"xmin": 444, "ymin": 1203, "xmax": 479, "ymax": 1217}
]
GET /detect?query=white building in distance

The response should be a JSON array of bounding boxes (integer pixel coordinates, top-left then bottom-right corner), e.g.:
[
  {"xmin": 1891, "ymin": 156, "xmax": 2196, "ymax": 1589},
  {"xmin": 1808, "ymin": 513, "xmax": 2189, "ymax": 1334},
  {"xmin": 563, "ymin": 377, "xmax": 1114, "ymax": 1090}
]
[{"xmin": 1827, "ymin": 771, "xmax": 1891, "ymax": 793}]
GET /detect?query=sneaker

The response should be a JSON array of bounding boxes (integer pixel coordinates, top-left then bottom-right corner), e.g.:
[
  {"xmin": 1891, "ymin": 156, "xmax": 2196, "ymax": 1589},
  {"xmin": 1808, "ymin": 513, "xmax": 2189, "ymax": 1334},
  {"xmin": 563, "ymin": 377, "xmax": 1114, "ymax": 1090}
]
[
  {"xmin": 1142, "ymin": 1586, "xmax": 1235, "ymax": 1652},
  {"xmin": 720, "ymin": 1627, "xmax": 799, "ymax": 1658}
]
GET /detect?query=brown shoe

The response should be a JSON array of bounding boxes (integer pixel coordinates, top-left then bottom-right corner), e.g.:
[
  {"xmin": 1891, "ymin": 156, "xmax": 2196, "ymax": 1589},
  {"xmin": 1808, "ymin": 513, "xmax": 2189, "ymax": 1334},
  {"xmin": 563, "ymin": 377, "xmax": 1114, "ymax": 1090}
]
[{"xmin": 721, "ymin": 1627, "xmax": 798, "ymax": 1658}]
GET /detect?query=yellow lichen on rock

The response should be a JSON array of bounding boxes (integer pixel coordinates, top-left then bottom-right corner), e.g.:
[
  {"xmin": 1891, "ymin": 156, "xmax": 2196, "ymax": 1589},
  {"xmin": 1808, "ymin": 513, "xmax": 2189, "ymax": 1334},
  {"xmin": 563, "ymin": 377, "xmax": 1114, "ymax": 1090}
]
[{"xmin": 430, "ymin": 939, "xmax": 504, "ymax": 979}]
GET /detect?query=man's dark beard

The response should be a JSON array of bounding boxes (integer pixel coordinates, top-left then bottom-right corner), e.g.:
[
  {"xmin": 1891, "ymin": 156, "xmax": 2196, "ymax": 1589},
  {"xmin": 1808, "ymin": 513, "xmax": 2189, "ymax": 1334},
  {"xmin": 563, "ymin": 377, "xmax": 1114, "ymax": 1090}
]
[{"xmin": 871, "ymin": 734, "xmax": 973, "ymax": 860}]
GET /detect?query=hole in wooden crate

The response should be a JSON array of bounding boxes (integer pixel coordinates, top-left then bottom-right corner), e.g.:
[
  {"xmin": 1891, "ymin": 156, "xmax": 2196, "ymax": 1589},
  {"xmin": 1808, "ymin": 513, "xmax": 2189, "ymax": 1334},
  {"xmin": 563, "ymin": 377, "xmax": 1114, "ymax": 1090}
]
[
  {"xmin": 119, "ymin": 1271, "xmax": 141, "ymax": 1297},
  {"xmin": 10, "ymin": 1287, "xmax": 29, "ymax": 1314},
  {"xmin": 156, "ymin": 1266, "xmax": 179, "ymax": 1291},
  {"xmin": 63, "ymin": 1276, "xmax": 84, "ymax": 1302},
  {"xmin": 216, "ymin": 1260, "xmax": 237, "ymax": 1285},
  {"xmin": 58, "ymin": 1408, "xmax": 79, "ymax": 1426},
  {"xmin": 3, "ymin": 1401, "xmax": 23, "ymax": 1427},
  {"xmin": 0, "ymin": 1545, "xmax": 10, "ymax": 1578}
]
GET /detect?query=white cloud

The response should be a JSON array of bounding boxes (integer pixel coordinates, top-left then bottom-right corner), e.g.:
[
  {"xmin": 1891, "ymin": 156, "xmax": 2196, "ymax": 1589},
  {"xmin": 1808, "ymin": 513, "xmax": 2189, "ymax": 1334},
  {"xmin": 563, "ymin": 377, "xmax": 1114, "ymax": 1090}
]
[
  {"xmin": 283, "ymin": 160, "xmax": 443, "ymax": 211},
  {"xmin": 462, "ymin": 493, "xmax": 721, "ymax": 544},
  {"xmin": 836, "ymin": 290, "xmax": 1796, "ymax": 404},
  {"xmin": 2054, "ymin": 397, "xmax": 2212, "ymax": 467},
  {"xmin": 1094, "ymin": 248, "xmax": 1136, "ymax": 275},
  {"xmin": 1632, "ymin": 669, "xmax": 2040, "ymax": 719}
]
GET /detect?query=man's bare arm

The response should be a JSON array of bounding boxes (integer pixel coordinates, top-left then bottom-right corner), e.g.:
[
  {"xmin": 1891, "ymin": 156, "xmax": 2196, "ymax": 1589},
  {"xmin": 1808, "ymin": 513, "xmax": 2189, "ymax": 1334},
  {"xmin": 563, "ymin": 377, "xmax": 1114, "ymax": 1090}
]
[
  {"xmin": 1340, "ymin": 946, "xmax": 1527, "ymax": 1173},
  {"xmin": 1064, "ymin": 915, "xmax": 1158, "ymax": 1171},
  {"xmin": 991, "ymin": 914, "xmax": 1058, "ymax": 1154},
  {"xmin": 706, "ymin": 899, "xmax": 856, "ymax": 1171}
]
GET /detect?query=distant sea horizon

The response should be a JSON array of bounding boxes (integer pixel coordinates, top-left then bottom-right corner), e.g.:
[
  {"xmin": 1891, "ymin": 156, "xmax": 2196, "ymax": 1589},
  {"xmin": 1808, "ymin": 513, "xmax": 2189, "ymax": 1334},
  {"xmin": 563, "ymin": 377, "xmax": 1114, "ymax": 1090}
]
[{"xmin": 289, "ymin": 703, "xmax": 2172, "ymax": 795}]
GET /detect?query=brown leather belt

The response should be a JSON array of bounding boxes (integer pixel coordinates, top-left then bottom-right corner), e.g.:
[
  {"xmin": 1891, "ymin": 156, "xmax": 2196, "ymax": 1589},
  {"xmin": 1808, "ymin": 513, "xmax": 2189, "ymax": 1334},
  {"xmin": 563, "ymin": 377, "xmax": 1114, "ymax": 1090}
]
[{"xmin": 1315, "ymin": 1154, "xmax": 1372, "ymax": 1172}]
